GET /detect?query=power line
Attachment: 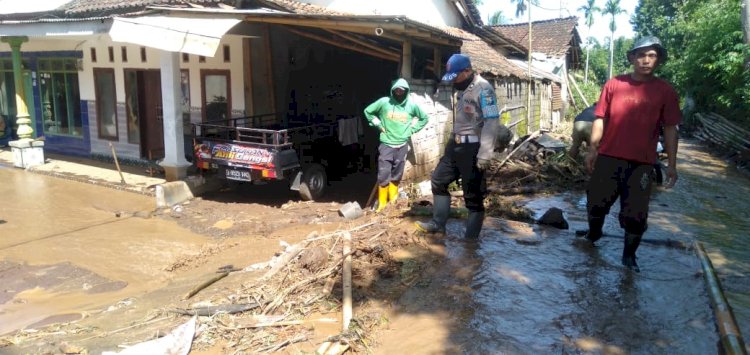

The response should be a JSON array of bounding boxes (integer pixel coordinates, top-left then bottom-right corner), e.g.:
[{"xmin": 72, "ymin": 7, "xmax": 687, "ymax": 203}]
[{"xmin": 529, "ymin": 2, "xmax": 573, "ymax": 16}]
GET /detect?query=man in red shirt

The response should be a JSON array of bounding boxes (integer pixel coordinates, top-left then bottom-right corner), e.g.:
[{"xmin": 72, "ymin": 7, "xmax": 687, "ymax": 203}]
[{"xmin": 582, "ymin": 36, "xmax": 681, "ymax": 272}]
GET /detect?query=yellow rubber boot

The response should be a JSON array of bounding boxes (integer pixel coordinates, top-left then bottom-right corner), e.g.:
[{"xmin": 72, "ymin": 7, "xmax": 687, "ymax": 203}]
[
  {"xmin": 376, "ymin": 186, "xmax": 389, "ymax": 212},
  {"xmin": 388, "ymin": 182, "xmax": 399, "ymax": 202}
]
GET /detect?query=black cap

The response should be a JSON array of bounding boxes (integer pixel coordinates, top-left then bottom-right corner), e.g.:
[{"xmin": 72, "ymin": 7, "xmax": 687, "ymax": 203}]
[{"xmin": 628, "ymin": 36, "xmax": 668, "ymax": 62}]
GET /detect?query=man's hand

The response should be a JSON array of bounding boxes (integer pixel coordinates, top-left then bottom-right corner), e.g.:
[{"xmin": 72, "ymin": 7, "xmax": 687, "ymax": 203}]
[
  {"xmin": 585, "ymin": 148, "xmax": 597, "ymax": 174},
  {"xmin": 372, "ymin": 117, "xmax": 386, "ymax": 133},
  {"xmin": 476, "ymin": 158, "xmax": 491, "ymax": 171},
  {"xmin": 664, "ymin": 166, "xmax": 678, "ymax": 188}
]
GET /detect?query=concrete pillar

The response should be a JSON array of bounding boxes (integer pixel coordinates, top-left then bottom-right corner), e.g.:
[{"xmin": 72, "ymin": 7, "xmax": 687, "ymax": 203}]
[
  {"xmin": 1, "ymin": 37, "xmax": 33, "ymax": 140},
  {"xmin": 158, "ymin": 51, "xmax": 191, "ymax": 181},
  {"xmin": 1, "ymin": 36, "xmax": 45, "ymax": 168}
]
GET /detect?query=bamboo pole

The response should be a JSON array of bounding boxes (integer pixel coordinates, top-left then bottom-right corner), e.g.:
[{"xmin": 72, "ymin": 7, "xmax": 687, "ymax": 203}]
[
  {"xmin": 342, "ymin": 231, "xmax": 352, "ymax": 331},
  {"xmin": 108, "ymin": 142, "xmax": 126, "ymax": 185},
  {"xmin": 566, "ymin": 76, "xmax": 578, "ymax": 113},
  {"xmin": 183, "ymin": 272, "xmax": 229, "ymax": 300},
  {"xmin": 568, "ymin": 73, "xmax": 590, "ymax": 107},
  {"xmin": 696, "ymin": 242, "xmax": 747, "ymax": 355}
]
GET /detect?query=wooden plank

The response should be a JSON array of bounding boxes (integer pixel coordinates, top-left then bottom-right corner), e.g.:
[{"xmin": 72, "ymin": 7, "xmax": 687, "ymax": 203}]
[{"xmin": 287, "ymin": 28, "xmax": 399, "ymax": 62}]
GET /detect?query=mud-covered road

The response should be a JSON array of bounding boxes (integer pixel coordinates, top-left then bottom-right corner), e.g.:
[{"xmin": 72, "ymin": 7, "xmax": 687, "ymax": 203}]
[{"xmin": 0, "ymin": 138, "xmax": 748, "ymax": 354}]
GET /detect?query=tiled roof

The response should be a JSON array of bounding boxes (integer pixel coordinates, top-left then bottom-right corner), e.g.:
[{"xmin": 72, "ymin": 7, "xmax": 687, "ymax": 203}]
[
  {"xmin": 441, "ymin": 27, "xmax": 527, "ymax": 79},
  {"xmin": 457, "ymin": 0, "xmax": 483, "ymax": 27},
  {"xmin": 254, "ymin": 0, "xmax": 349, "ymax": 16},
  {"xmin": 62, "ymin": 0, "xmax": 350, "ymax": 16},
  {"xmin": 62, "ymin": 0, "xmax": 224, "ymax": 14},
  {"xmin": 490, "ymin": 16, "xmax": 579, "ymax": 57}
]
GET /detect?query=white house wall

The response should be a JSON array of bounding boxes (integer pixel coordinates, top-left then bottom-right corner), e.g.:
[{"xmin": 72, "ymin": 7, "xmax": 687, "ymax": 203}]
[
  {"xmin": 80, "ymin": 34, "xmax": 246, "ymax": 114},
  {"xmin": 0, "ymin": 37, "xmax": 87, "ymax": 52},
  {"xmin": 77, "ymin": 34, "xmax": 247, "ymax": 159},
  {"xmin": 301, "ymin": 0, "xmax": 463, "ymax": 27}
]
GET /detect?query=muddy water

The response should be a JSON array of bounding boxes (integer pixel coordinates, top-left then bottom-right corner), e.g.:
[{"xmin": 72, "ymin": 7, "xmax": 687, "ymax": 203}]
[
  {"xmin": 0, "ymin": 165, "xmax": 208, "ymax": 335},
  {"xmin": 459, "ymin": 139, "xmax": 748, "ymax": 353},
  {"xmin": 381, "ymin": 139, "xmax": 746, "ymax": 354},
  {"xmin": 456, "ymin": 212, "xmax": 715, "ymax": 353},
  {"xmin": 652, "ymin": 140, "xmax": 750, "ymax": 339}
]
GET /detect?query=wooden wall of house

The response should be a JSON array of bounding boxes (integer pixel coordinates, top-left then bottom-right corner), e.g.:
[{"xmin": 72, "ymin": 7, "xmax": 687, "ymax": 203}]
[{"xmin": 493, "ymin": 77, "xmax": 555, "ymax": 137}]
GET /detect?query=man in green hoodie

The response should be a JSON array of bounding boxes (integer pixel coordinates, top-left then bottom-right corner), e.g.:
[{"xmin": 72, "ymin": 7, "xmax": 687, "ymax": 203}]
[{"xmin": 364, "ymin": 78, "xmax": 430, "ymax": 212}]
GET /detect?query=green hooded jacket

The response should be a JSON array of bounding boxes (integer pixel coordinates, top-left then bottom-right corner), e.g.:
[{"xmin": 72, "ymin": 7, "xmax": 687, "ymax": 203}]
[{"xmin": 363, "ymin": 78, "xmax": 430, "ymax": 146}]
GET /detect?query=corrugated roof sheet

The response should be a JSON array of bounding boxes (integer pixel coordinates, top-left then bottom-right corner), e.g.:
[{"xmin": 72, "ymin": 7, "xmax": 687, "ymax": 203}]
[{"xmin": 490, "ymin": 16, "xmax": 578, "ymax": 57}]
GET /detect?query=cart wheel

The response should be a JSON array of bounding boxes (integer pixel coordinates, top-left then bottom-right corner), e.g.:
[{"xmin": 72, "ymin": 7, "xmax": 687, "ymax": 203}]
[{"xmin": 299, "ymin": 164, "xmax": 327, "ymax": 201}]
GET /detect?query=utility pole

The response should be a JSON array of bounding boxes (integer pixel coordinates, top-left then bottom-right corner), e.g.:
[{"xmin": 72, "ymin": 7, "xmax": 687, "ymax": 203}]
[{"xmin": 526, "ymin": 0, "xmax": 532, "ymax": 133}]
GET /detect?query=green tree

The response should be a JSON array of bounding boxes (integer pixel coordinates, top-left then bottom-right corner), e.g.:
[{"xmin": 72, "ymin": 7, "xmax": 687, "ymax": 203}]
[
  {"xmin": 633, "ymin": 0, "xmax": 750, "ymax": 124},
  {"xmin": 578, "ymin": 0, "xmax": 601, "ymax": 83},
  {"xmin": 584, "ymin": 37, "xmax": 632, "ymax": 86},
  {"xmin": 740, "ymin": 0, "xmax": 749, "ymax": 69},
  {"xmin": 488, "ymin": 10, "xmax": 507, "ymax": 25},
  {"xmin": 602, "ymin": 0, "xmax": 626, "ymax": 78},
  {"xmin": 631, "ymin": 0, "xmax": 679, "ymax": 40},
  {"xmin": 744, "ymin": 0, "xmax": 750, "ymax": 46}
]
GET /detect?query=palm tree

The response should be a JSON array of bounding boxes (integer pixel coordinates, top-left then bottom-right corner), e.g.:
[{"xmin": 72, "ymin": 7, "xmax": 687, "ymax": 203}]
[
  {"xmin": 512, "ymin": 0, "xmax": 528, "ymax": 17},
  {"xmin": 602, "ymin": 0, "xmax": 626, "ymax": 78},
  {"xmin": 488, "ymin": 10, "xmax": 507, "ymax": 25},
  {"xmin": 578, "ymin": 0, "xmax": 600, "ymax": 83}
]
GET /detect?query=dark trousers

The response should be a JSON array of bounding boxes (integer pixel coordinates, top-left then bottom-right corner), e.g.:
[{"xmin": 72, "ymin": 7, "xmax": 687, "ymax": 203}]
[
  {"xmin": 587, "ymin": 155, "xmax": 655, "ymax": 235},
  {"xmin": 377, "ymin": 143, "xmax": 408, "ymax": 186},
  {"xmin": 431, "ymin": 140, "xmax": 486, "ymax": 212}
]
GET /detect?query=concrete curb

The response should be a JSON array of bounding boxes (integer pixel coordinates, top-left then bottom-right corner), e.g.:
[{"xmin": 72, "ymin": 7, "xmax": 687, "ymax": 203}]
[{"xmin": 156, "ymin": 181, "xmax": 195, "ymax": 208}]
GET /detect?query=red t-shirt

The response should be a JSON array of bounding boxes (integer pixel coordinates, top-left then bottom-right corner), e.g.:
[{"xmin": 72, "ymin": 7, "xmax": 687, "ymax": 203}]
[{"xmin": 594, "ymin": 75, "xmax": 682, "ymax": 164}]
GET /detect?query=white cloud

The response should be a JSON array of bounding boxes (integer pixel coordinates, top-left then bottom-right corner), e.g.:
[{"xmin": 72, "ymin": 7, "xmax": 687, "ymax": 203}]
[{"xmin": 0, "ymin": 0, "xmax": 70, "ymax": 14}]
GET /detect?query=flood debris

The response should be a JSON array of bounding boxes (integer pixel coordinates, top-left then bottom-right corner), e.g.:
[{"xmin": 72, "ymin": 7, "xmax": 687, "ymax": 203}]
[
  {"xmin": 487, "ymin": 130, "xmax": 587, "ymax": 194},
  {"xmin": 102, "ymin": 316, "xmax": 196, "ymax": 355},
  {"xmin": 339, "ymin": 201, "xmax": 364, "ymax": 219},
  {"xmin": 170, "ymin": 220, "xmax": 405, "ymax": 354},
  {"xmin": 171, "ymin": 303, "xmax": 259, "ymax": 317}
]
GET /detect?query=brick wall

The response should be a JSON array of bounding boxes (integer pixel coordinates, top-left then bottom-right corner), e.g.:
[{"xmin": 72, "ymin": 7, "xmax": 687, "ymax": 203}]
[{"xmin": 401, "ymin": 79, "xmax": 452, "ymax": 183}]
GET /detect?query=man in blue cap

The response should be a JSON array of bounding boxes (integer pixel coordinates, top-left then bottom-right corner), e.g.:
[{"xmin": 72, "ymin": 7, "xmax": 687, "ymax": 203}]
[{"xmin": 415, "ymin": 53, "xmax": 505, "ymax": 239}]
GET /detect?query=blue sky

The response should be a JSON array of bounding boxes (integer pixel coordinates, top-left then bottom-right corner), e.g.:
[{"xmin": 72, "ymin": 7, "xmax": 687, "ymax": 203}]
[{"xmin": 476, "ymin": 0, "xmax": 638, "ymax": 45}]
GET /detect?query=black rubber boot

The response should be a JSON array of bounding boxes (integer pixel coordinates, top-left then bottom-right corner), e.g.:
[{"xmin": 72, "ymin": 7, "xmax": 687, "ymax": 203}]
[
  {"xmin": 622, "ymin": 233, "xmax": 643, "ymax": 272},
  {"xmin": 584, "ymin": 216, "xmax": 605, "ymax": 244},
  {"xmin": 415, "ymin": 195, "xmax": 451, "ymax": 234},
  {"xmin": 465, "ymin": 211, "xmax": 485, "ymax": 239}
]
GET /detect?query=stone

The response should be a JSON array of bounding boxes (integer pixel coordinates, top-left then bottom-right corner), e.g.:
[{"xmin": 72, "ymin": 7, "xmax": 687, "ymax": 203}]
[{"xmin": 537, "ymin": 207, "xmax": 569, "ymax": 230}]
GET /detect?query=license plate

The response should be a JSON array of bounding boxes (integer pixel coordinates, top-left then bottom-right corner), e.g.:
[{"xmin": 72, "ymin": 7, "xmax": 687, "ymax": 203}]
[{"xmin": 225, "ymin": 169, "xmax": 251, "ymax": 181}]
